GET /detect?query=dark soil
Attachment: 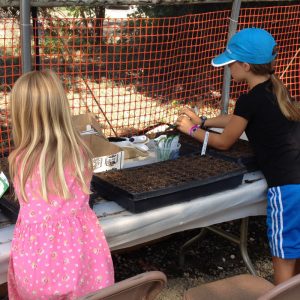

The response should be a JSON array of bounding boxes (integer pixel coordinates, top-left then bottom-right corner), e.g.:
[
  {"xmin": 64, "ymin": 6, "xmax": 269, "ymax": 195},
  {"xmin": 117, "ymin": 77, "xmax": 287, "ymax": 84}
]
[
  {"xmin": 94, "ymin": 154, "xmax": 244, "ymax": 193},
  {"xmin": 152, "ymin": 130, "xmax": 258, "ymax": 172},
  {"xmin": 179, "ymin": 130, "xmax": 255, "ymax": 160}
]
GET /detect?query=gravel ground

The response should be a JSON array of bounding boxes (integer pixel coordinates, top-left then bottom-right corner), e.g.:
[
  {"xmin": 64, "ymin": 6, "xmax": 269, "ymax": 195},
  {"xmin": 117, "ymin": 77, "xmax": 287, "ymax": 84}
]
[{"xmin": 113, "ymin": 216, "xmax": 273, "ymax": 299}]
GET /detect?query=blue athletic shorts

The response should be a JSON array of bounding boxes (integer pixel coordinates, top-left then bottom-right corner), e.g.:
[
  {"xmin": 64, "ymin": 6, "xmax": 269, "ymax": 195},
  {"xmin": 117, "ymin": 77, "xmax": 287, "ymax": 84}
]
[{"xmin": 266, "ymin": 184, "xmax": 300, "ymax": 259}]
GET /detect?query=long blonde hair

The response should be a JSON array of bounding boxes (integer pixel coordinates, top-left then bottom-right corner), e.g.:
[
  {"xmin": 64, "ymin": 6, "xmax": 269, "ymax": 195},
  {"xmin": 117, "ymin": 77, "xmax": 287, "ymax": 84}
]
[
  {"xmin": 250, "ymin": 62, "xmax": 300, "ymax": 121},
  {"xmin": 9, "ymin": 70, "xmax": 92, "ymax": 202}
]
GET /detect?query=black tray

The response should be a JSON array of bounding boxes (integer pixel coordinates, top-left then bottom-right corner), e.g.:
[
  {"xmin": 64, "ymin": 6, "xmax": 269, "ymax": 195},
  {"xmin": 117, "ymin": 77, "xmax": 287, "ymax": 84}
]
[
  {"xmin": 179, "ymin": 132, "xmax": 258, "ymax": 171},
  {"xmin": 0, "ymin": 193, "xmax": 19, "ymax": 223},
  {"xmin": 92, "ymin": 154, "xmax": 247, "ymax": 213},
  {"xmin": 0, "ymin": 157, "xmax": 19, "ymax": 222},
  {"xmin": 208, "ymin": 140, "xmax": 258, "ymax": 171}
]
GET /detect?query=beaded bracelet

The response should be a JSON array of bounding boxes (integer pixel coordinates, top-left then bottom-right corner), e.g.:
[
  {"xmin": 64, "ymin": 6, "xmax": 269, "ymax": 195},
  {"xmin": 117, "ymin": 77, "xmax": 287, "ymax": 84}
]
[{"xmin": 189, "ymin": 124, "xmax": 200, "ymax": 137}]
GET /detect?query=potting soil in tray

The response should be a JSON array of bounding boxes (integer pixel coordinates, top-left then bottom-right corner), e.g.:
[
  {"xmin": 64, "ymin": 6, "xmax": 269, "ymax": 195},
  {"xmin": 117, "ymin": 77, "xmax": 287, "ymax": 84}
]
[
  {"xmin": 92, "ymin": 154, "xmax": 247, "ymax": 213},
  {"xmin": 179, "ymin": 133, "xmax": 258, "ymax": 171}
]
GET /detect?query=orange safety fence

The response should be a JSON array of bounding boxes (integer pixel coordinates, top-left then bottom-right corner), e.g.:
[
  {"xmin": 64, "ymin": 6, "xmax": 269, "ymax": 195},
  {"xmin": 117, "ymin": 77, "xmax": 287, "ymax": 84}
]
[
  {"xmin": 0, "ymin": 18, "xmax": 21, "ymax": 156},
  {"xmin": 0, "ymin": 4, "xmax": 299, "ymax": 156}
]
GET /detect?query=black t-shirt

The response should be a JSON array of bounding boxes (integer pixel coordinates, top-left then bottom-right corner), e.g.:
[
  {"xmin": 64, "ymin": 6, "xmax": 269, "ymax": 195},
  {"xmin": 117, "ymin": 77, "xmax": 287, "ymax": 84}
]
[{"xmin": 234, "ymin": 79, "xmax": 300, "ymax": 187}]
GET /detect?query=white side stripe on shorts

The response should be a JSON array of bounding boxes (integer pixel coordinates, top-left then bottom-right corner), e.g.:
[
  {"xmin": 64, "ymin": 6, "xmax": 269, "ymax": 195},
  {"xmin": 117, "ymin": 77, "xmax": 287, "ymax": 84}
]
[
  {"xmin": 270, "ymin": 188, "xmax": 277, "ymax": 256},
  {"xmin": 276, "ymin": 186, "xmax": 284, "ymax": 258},
  {"xmin": 271, "ymin": 187, "xmax": 284, "ymax": 258}
]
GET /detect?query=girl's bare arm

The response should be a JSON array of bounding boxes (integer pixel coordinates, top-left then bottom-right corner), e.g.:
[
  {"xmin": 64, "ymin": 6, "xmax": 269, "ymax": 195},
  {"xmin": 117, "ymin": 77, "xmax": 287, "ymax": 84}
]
[
  {"xmin": 179, "ymin": 107, "xmax": 232, "ymax": 129},
  {"xmin": 204, "ymin": 114, "xmax": 233, "ymax": 129},
  {"xmin": 176, "ymin": 114, "xmax": 248, "ymax": 150}
]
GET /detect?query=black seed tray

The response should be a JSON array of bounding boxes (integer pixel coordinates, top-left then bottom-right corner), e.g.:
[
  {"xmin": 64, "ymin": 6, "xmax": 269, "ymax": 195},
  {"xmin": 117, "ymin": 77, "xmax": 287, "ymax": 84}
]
[
  {"xmin": 0, "ymin": 157, "xmax": 19, "ymax": 222},
  {"xmin": 0, "ymin": 193, "xmax": 19, "ymax": 223},
  {"xmin": 92, "ymin": 154, "xmax": 247, "ymax": 213},
  {"xmin": 179, "ymin": 132, "xmax": 258, "ymax": 171}
]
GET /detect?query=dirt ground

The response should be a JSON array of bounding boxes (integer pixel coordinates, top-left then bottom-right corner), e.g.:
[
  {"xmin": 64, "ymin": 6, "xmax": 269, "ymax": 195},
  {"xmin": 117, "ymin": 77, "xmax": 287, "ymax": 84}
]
[{"xmin": 112, "ymin": 216, "xmax": 273, "ymax": 299}]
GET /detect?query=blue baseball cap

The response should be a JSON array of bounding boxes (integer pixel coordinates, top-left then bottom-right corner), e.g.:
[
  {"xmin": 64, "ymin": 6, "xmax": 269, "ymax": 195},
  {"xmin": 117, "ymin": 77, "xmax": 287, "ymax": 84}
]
[{"xmin": 212, "ymin": 28, "xmax": 277, "ymax": 67}]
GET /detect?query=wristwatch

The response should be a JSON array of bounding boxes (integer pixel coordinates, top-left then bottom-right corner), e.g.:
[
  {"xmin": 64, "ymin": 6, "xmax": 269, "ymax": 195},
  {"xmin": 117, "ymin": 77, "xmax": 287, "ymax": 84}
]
[{"xmin": 200, "ymin": 116, "xmax": 207, "ymax": 129}]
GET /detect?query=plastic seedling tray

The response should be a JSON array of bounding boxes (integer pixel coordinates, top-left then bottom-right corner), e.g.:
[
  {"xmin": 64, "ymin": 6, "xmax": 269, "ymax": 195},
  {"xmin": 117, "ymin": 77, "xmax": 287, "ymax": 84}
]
[
  {"xmin": 179, "ymin": 132, "xmax": 258, "ymax": 171},
  {"xmin": 0, "ymin": 193, "xmax": 19, "ymax": 223},
  {"xmin": 0, "ymin": 157, "xmax": 19, "ymax": 222},
  {"xmin": 208, "ymin": 139, "xmax": 258, "ymax": 171},
  {"xmin": 92, "ymin": 154, "xmax": 247, "ymax": 213}
]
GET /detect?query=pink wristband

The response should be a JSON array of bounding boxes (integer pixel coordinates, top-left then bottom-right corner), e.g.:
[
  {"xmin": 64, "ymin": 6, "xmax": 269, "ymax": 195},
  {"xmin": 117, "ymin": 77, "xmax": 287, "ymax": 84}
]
[{"xmin": 189, "ymin": 124, "xmax": 199, "ymax": 136}]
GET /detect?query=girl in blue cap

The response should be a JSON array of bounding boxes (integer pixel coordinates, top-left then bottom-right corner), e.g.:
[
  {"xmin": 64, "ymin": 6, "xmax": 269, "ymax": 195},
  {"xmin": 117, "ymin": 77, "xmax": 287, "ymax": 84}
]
[{"xmin": 176, "ymin": 28, "xmax": 300, "ymax": 284}]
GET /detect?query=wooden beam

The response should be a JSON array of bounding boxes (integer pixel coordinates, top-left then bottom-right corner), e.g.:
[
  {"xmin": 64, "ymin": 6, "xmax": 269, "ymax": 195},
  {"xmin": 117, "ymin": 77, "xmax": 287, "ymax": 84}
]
[{"xmin": 0, "ymin": 0, "xmax": 294, "ymax": 8}]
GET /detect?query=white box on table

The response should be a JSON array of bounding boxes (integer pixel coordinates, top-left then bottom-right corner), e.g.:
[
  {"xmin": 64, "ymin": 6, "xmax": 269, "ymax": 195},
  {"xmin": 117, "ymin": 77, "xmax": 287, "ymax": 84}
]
[{"xmin": 72, "ymin": 113, "xmax": 124, "ymax": 173}]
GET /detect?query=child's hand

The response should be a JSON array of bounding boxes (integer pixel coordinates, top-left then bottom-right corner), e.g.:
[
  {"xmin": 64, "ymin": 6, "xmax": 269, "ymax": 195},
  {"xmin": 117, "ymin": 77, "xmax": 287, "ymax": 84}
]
[
  {"xmin": 175, "ymin": 115, "xmax": 194, "ymax": 135},
  {"xmin": 179, "ymin": 107, "xmax": 201, "ymax": 125}
]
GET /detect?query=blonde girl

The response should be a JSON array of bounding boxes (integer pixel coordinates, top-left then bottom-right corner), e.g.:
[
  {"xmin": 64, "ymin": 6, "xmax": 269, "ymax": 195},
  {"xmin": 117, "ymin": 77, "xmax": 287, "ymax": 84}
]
[
  {"xmin": 176, "ymin": 28, "xmax": 300, "ymax": 284},
  {"xmin": 8, "ymin": 70, "xmax": 114, "ymax": 299}
]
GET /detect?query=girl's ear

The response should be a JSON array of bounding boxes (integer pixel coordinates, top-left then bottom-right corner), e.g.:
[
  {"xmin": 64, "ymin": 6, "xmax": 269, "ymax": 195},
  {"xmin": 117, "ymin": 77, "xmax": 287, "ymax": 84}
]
[{"xmin": 242, "ymin": 62, "xmax": 251, "ymax": 72}]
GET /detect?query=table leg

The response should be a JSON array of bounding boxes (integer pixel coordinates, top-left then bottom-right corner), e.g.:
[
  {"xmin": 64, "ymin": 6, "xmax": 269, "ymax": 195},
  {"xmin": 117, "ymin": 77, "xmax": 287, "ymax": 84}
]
[
  {"xmin": 240, "ymin": 217, "xmax": 257, "ymax": 276},
  {"xmin": 178, "ymin": 217, "xmax": 257, "ymax": 275},
  {"xmin": 179, "ymin": 228, "xmax": 208, "ymax": 268}
]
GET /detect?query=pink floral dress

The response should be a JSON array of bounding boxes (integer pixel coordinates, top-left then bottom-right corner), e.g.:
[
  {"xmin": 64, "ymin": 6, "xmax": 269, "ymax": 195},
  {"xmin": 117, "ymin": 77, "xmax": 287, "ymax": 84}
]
[{"xmin": 8, "ymin": 169, "xmax": 114, "ymax": 300}]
